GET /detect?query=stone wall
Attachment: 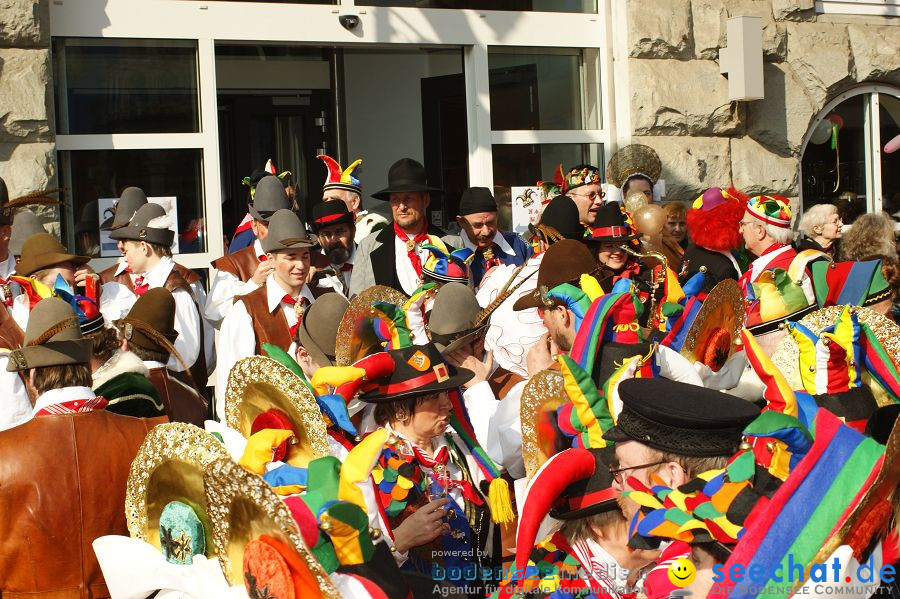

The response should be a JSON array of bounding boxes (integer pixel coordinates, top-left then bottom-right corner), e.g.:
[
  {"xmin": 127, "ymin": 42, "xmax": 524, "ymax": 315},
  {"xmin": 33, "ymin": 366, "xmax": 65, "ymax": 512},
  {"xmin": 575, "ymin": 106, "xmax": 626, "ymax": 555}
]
[
  {"xmin": 625, "ymin": 0, "xmax": 900, "ymax": 201},
  {"xmin": 0, "ymin": 0, "xmax": 55, "ymax": 201}
]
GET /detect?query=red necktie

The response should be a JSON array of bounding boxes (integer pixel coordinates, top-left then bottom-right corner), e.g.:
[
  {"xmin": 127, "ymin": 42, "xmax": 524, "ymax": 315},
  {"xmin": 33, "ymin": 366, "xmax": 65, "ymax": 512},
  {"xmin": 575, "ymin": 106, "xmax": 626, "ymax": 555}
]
[
  {"xmin": 393, "ymin": 222, "xmax": 430, "ymax": 277},
  {"xmin": 133, "ymin": 275, "xmax": 149, "ymax": 296},
  {"xmin": 340, "ymin": 263, "xmax": 353, "ymax": 273},
  {"xmin": 281, "ymin": 295, "xmax": 309, "ymax": 338}
]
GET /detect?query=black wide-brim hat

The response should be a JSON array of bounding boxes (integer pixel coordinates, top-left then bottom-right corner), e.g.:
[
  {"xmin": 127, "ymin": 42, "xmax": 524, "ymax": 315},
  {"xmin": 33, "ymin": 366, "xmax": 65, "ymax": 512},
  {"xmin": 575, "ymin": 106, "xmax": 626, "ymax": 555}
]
[
  {"xmin": 550, "ymin": 447, "xmax": 618, "ymax": 520},
  {"xmin": 358, "ymin": 343, "xmax": 473, "ymax": 402},
  {"xmin": 603, "ymin": 378, "xmax": 760, "ymax": 457},
  {"xmin": 585, "ymin": 203, "xmax": 638, "ymax": 243},
  {"xmin": 371, "ymin": 158, "xmax": 442, "ymax": 201}
]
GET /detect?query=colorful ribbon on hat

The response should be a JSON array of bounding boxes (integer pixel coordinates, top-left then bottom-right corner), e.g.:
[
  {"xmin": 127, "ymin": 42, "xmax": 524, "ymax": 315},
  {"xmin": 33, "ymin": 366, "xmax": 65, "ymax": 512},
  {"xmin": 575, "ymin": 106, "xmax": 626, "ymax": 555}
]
[
  {"xmin": 746, "ymin": 195, "xmax": 792, "ymax": 228},
  {"xmin": 568, "ymin": 291, "xmax": 644, "ymax": 377}
]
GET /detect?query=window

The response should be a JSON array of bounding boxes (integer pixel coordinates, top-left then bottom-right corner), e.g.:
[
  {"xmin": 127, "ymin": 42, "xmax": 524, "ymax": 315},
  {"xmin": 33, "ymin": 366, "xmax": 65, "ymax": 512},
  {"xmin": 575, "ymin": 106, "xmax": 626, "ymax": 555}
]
[
  {"xmin": 58, "ymin": 149, "xmax": 207, "ymax": 256},
  {"xmin": 53, "ymin": 39, "xmax": 200, "ymax": 135},
  {"xmin": 801, "ymin": 87, "xmax": 900, "ymax": 223},
  {"xmin": 816, "ymin": 0, "xmax": 900, "ymax": 17}
]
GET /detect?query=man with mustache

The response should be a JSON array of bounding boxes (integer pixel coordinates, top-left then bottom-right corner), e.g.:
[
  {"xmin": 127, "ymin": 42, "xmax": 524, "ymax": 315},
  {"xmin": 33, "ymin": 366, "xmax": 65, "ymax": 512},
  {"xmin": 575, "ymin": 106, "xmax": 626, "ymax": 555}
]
[
  {"xmin": 309, "ymin": 201, "xmax": 356, "ymax": 297},
  {"xmin": 442, "ymin": 186, "xmax": 531, "ymax": 287}
]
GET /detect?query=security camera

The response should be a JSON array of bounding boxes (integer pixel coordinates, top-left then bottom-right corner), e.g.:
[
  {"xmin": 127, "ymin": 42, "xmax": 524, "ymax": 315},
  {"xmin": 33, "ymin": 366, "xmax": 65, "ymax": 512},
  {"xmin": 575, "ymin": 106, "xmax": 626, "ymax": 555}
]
[{"xmin": 339, "ymin": 14, "xmax": 360, "ymax": 30}]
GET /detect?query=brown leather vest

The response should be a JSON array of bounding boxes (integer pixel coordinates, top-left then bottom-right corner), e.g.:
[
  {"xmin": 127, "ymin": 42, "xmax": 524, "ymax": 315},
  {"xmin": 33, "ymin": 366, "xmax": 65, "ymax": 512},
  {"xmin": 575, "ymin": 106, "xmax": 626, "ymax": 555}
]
[
  {"xmin": 163, "ymin": 269, "xmax": 209, "ymax": 389},
  {"xmin": 237, "ymin": 284, "xmax": 292, "ymax": 353},
  {"xmin": 99, "ymin": 262, "xmax": 200, "ymax": 292},
  {"xmin": 0, "ymin": 411, "xmax": 166, "ymax": 597},
  {"xmin": 147, "ymin": 367, "xmax": 208, "ymax": 427},
  {"xmin": 210, "ymin": 245, "xmax": 260, "ymax": 283}
]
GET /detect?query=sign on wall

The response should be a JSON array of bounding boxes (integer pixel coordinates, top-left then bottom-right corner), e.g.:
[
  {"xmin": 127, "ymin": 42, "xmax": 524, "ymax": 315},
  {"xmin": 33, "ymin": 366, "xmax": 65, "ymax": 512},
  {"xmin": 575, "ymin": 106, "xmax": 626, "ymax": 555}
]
[{"xmin": 511, "ymin": 186, "xmax": 543, "ymax": 235}]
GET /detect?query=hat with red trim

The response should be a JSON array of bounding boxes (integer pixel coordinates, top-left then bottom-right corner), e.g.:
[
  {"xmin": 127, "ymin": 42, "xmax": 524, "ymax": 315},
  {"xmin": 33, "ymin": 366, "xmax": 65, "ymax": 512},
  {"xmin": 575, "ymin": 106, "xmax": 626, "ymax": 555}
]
[
  {"xmin": 318, "ymin": 154, "xmax": 362, "ymax": 195},
  {"xmin": 357, "ymin": 343, "xmax": 473, "ymax": 402},
  {"xmin": 745, "ymin": 195, "xmax": 792, "ymax": 229},
  {"xmin": 311, "ymin": 200, "xmax": 355, "ymax": 233}
]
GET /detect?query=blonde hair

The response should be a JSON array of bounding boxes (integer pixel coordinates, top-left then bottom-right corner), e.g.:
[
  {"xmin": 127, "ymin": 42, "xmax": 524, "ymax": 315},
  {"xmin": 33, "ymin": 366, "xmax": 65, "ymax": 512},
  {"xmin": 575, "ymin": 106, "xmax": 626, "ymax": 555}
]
[{"xmin": 839, "ymin": 212, "xmax": 898, "ymax": 262}]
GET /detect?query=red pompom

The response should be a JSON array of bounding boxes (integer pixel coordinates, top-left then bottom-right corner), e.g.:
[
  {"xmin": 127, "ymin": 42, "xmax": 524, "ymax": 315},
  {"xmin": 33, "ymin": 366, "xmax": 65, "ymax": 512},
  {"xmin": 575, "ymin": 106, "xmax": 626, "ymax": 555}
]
[{"xmin": 250, "ymin": 408, "xmax": 297, "ymax": 462}]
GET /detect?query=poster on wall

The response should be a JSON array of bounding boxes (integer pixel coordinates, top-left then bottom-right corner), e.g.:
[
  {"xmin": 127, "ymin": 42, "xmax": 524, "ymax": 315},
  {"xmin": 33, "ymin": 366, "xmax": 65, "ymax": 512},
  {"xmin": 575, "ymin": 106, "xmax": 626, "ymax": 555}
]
[
  {"xmin": 510, "ymin": 186, "xmax": 543, "ymax": 235},
  {"xmin": 98, "ymin": 197, "xmax": 180, "ymax": 257}
]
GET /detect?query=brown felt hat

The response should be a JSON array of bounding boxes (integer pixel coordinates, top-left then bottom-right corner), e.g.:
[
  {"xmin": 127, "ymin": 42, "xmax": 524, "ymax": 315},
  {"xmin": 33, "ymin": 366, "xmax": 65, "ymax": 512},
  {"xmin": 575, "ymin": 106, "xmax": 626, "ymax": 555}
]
[
  {"xmin": 16, "ymin": 233, "xmax": 90, "ymax": 278},
  {"xmin": 297, "ymin": 293, "xmax": 349, "ymax": 368},
  {"xmin": 116, "ymin": 287, "xmax": 179, "ymax": 355},
  {"xmin": 429, "ymin": 282, "xmax": 487, "ymax": 354},
  {"xmin": 7, "ymin": 297, "xmax": 91, "ymax": 371},
  {"xmin": 260, "ymin": 209, "xmax": 315, "ymax": 253},
  {"xmin": 10, "ymin": 209, "xmax": 45, "ymax": 257},
  {"xmin": 109, "ymin": 203, "xmax": 175, "ymax": 247},
  {"xmin": 512, "ymin": 239, "xmax": 598, "ymax": 311},
  {"xmin": 101, "ymin": 186, "xmax": 148, "ymax": 230}
]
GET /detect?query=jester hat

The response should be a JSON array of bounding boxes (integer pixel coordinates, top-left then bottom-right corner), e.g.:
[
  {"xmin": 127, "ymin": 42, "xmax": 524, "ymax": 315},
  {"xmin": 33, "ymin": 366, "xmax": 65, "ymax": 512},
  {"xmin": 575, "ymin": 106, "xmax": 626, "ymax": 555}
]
[
  {"xmin": 811, "ymin": 258, "xmax": 892, "ymax": 309},
  {"xmin": 421, "ymin": 244, "xmax": 474, "ymax": 285},
  {"xmin": 745, "ymin": 250, "xmax": 827, "ymax": 336},
  {"xmin": 562, "ymin": 164, "xmax": 602, "ymax": 192},
  {"xmin": 318, "ymin": 154, "xmax": 362, "ymax": 195},
  {"xmin": 241, "ymin": 158, "xmax": 292, "ymax": 200},
  {"xmin": 746, "ymin": 195, "xmax": 792, "ymax": 230}
]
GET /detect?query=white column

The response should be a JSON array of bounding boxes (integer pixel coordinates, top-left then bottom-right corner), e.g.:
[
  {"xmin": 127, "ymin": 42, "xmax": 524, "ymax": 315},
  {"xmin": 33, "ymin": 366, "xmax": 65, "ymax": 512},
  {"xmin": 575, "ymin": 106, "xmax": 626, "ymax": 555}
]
[
  {"xmin": 197, "ymin": 37, "xmax": 225, "ymax": 262},
  {"xmin": 464, "ymin": 44, "xmax": 494, "ymax": 190}
]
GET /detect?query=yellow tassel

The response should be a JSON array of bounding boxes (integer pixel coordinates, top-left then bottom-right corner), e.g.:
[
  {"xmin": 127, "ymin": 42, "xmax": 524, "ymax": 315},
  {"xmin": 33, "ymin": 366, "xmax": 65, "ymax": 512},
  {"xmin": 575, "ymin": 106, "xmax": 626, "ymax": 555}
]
[{"xmin": 488, "ymin": 477, "xmax": 515, "ymax": 525}]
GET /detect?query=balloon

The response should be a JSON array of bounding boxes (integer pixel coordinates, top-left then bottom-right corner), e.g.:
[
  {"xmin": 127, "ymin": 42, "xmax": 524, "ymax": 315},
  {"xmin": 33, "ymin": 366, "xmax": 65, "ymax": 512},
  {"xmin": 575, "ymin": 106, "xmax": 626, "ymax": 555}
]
[
  {"xmin": 633, "ymin": 204, "xmax": 666, "ymax": 237},
  {"xmin": 810, "ymin": 119, "xmax": 832, "ymax": 145},
  {"xmin": 624, "ymin": 190, "xmax": 649, "ymax": 215},
  {"xmin": 885, "ymin": 133, "xmax": 900, "ymax": 155}
]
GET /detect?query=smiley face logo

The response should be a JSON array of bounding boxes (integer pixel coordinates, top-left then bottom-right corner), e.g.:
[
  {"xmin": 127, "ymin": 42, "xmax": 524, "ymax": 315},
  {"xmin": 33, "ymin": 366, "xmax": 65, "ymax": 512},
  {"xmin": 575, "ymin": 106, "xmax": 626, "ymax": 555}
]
[{"xmin": 668, "ymin": 557, "xmax": 696, "ymax": 587}]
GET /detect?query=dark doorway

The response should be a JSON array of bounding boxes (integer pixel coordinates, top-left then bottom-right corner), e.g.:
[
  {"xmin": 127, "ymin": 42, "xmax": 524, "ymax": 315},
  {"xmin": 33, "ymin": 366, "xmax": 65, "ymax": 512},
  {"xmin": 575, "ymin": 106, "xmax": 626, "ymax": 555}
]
[
  {"xmin": 421, "ymin": 73, "xmax": 469, "ymax": 223},
  {"xmin": 217, "ymin": 91, "xmax": 331, "ymax": 245}
]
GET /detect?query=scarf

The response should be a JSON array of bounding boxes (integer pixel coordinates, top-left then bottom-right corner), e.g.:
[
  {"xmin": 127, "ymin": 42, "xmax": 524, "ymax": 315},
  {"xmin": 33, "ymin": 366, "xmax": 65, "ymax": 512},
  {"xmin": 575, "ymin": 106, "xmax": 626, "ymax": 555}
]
[
  {"xmin": 34, "ymin": 396, "xmax": 109, "ymax": 416},
  {"xmin": 393, "ymin": 221, "xmax": 430, "ymax": 277}
]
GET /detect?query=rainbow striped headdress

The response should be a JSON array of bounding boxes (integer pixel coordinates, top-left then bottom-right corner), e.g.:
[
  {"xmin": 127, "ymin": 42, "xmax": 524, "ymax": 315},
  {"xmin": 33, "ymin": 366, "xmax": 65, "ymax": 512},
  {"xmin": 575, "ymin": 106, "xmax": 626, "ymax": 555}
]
[
  {"xmin": 745, "ymin": 195, "xmax": 792, "ymax": 229},
  {"xmin": 811, "ymin": 259, "xmax": 892, "ymax": 308},
  {"xmin": 568, "ymin": 291, "xmax": 645, "ymax": 382}
]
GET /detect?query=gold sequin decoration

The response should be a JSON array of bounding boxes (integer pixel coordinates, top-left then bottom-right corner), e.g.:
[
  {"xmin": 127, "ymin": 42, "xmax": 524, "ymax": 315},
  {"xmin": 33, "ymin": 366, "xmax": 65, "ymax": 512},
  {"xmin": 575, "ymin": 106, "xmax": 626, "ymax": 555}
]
[
  {"xmin": 520, "ymin": 368, "xmax": 567, "ymax": 478},
  {"xmin": 224, "ymin": 356, "xmax": 330, "ymax": 463},
  {"xmin": 203, "ymin": 457, "xmax": 339, "ymax": 597},
  {"xmin": 680, "ymin": 279, "xmax": 745, "ymax": 365},
  {"xmin": 334, "ymin": 285, "xmax": 409, "ymax": 366},
  {"xmin": 772, "ymin": 306, "xmax": 900, "ymax": 392},
  {"xmin": 125, "ymin": 422, "xmax": 229, "ymax": 551}
]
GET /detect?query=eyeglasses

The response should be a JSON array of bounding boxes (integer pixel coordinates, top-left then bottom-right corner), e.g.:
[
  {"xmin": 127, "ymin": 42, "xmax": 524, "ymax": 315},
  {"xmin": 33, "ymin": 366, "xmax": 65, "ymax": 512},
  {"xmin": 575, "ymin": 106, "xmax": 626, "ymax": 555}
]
[
  {"xmin": 608, "ymin": 460, "xmax": 669, "ymax": 484},
  {"xmin": 569, "ymin": 191, "xmax": 606, "ymax": 202},
  {"xmin": 738, "ymin": 220, "xmax": 757, "ymax": 230}
]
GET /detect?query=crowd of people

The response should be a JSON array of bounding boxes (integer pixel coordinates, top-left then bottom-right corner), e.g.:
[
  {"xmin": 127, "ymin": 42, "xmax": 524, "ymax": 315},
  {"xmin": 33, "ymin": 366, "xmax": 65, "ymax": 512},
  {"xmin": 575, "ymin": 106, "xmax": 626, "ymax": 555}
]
[{"xmin": 0, "ymin": 143, "xmax": 897, "ymax": 599}]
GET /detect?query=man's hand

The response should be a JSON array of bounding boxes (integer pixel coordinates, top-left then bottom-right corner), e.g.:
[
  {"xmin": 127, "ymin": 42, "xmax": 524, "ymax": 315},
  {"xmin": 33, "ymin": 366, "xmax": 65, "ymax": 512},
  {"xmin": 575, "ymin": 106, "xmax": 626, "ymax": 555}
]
[
  {"xmin": 250, "ymin": 259, "xmax": 275, "ymax": 285},
  {"xmin": 446, "ymin": 349, "xmax": 494, "ymax": 389},
  {"xmin": 526, "ymin": 332, "xmax": 556, "ymax": 375},
  {"xmin": 73, "ymin": 267, "xmax": 101, "ymax": 297},
  {"xmin": 391, "ymin": 497, "xmax": 450, "ymax": 552}
]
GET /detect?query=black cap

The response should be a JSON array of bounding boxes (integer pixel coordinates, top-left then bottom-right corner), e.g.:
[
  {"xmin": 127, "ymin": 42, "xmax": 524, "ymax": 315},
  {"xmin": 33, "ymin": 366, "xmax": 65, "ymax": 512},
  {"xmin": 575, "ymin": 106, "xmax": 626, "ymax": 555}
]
[
  {"xmin": 458, "ymin": 187, "xmax": 497, "ymax": 216},
  {"xmin": 529, "ymin": 195, "xmax": 585, "ymax": 243},
  {"xmin": 603, "ymin": 378, "xmax": 760, "ymax": 457},
  {"xmin": 311, "ymin": 201, "xmax": 355, "ymax": 233}
]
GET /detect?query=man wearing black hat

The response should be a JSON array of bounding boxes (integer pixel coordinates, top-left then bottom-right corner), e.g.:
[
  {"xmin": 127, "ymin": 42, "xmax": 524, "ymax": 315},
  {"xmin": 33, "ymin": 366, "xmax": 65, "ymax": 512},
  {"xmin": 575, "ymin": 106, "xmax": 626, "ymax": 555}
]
[
  {"xmin": 206, "ymin": 175, "xmax": 291, "ymax": 326},
  {"xmin": 442, "ymin": 187, "xmax": 532, "ymax": 287},
  {"xmin": 474, "ymin": 195, "xmax": 589, "ymax": 380},
  {"xmin": 348, "ymin": 158, "xmax": 446, "ymax": 296},
  {"xmin": 309, "ymin": 200, "xmax": 356, "ymax": 297},
  {"xmin": 216, "ymin": 209, "xmax": 332, "ymax": 416}
]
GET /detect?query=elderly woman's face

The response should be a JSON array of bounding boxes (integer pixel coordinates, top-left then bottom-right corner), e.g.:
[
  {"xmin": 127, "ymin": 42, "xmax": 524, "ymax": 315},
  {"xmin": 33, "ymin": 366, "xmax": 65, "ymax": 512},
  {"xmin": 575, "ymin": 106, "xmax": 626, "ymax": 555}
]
[
  {"xmin": 816, "ymin": 210, "xmax": 843, "ymax": 242},
  {"xmin": 404, "ymin": 392, "xmax": 453, "ymax": 441}
]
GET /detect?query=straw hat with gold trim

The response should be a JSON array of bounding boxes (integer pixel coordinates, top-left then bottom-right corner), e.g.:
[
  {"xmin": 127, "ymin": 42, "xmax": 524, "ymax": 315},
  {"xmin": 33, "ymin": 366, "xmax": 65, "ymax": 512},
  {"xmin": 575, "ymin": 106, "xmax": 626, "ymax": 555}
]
[
  {"xmin": 520, "ymin": 368, "xmax": 569, "ymax": 478},
  {"xmin": 124, "ymin": 422, "xmax": 229, "ymax": 565},
  {"xmin": 204, "ymin": 457, "xmax": 339, "ymax": 597},
  {"xmin": 224, "ymin": 355, "xmax": 330, "ymax": 469},
  {"xmin": 679, "ymin": 279, "xmax": 745, "ymax": 372},
  {"xmin": 334, "ymin": 285, "xmax": 409, "ymax": 366},
  {"xmin": 605, "ymin": 144, "xmax": 662, "ymax": 190}
]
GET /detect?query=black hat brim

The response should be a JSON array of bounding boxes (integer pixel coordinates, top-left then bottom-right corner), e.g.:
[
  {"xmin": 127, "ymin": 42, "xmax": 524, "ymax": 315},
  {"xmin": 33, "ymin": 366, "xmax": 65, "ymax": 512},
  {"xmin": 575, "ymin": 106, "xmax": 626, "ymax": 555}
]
[
  {"xmin": 358, "ymin": 368, "xmax": 474, "ymax": 403},
  {"xmin": 585, "ymin": 233, "xmax": 639, "ymax": 244},
  {"xmin": 371, "ymin": 184, "xmax": 442, "ymax": 201},
  {"xmin": 550, "ymin": 497, "xmax": 619, "ymax": 521},
  {"xmin": 602, "ymin": 425, "xmax": 631, "ymax": 444}
]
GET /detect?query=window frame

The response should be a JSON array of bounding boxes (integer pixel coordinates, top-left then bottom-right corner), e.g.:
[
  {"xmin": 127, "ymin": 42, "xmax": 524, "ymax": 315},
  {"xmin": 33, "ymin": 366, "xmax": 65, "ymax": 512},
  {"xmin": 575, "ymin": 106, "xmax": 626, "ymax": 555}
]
[{"xmin": 799, "ymin": 84, "xmax": 900, "ymax": 216}]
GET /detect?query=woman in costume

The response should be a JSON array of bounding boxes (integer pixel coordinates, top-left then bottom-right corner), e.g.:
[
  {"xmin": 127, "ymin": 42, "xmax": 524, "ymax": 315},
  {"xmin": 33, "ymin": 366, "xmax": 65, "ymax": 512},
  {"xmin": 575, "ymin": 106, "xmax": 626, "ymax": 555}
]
[{"xmin": 358, "ymin": 341, "xmax": 503, "ymax": 589}]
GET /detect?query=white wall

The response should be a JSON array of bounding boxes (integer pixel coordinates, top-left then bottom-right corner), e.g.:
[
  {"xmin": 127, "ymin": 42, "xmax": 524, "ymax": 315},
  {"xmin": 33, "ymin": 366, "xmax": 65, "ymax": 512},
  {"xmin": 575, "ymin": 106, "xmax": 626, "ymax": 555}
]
[{"xmin": 343, "ymin": 49, "xmax": 462, "ymax": 211}]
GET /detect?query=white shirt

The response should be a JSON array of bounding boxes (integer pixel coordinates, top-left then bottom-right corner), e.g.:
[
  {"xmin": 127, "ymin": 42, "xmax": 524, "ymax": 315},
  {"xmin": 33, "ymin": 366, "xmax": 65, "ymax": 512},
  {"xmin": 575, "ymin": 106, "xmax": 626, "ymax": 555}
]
[
  {"xmin": 215, "ymin": 275, "xmax": 316, "ymax": 418},
  {"xmin": 32, "ymin": 386, "xmax": 97, "ymax": 416},
  {"xmin": 394, "ymin": 235, "xmax": 433, "ymax": 296},
  {"xmin": 102, "ymin": 256, "xmax": 203, "ymax": 374},
  {"xmin": 0, "ymin": 353, "xmax": 32, "ymax": 431},
  {"xmin": 458, "ymin": 229, "xmax": 516, "ymax": 257},
  {"xmin": 204, "ymin": 239, "xmax": 265, "ymax": 328},
  {"xmin": 315, "ymin": 245, "xmax": 356, "ymax": 297}
]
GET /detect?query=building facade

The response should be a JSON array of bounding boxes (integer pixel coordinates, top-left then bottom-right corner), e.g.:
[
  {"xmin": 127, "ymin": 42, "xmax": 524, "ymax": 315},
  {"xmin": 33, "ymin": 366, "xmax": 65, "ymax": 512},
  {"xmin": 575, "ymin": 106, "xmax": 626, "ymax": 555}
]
[{"xmin": 0, "ymin": 0, "xmax": 897, "ymax": 274}]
